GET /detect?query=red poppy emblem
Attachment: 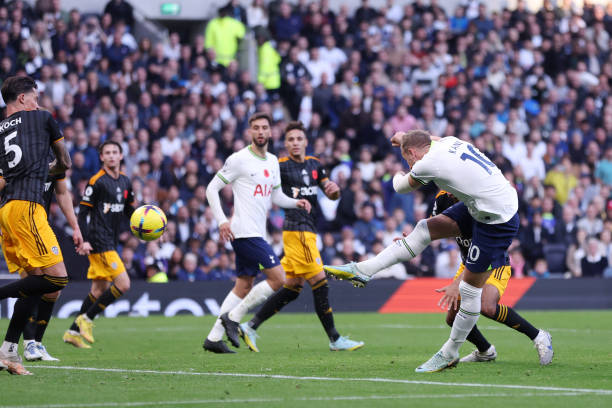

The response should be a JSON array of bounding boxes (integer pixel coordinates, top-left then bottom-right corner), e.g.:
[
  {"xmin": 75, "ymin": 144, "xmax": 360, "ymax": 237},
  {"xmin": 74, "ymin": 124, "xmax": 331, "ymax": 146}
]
[
  {"xmin": 312, "ymin": 170, "xmax": 318, "ymax": 180},
  {"xmin": 123, "ymin": 190, "xmax": 128, "ymax": 198},
  {"xmin": 264, "ymin": 169, "xmax": 270, "ymax": 177}
]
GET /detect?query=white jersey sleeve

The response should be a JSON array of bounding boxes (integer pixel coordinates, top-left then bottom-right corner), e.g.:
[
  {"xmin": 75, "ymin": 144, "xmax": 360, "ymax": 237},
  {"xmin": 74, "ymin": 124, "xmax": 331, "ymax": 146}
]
[
  {"xmin": 409, "ymin": 152, "xmax": 438, "ymax": 186},
  {"xmin": 216, "ymin": 153, "xmax": 241, "ymax": 184}
]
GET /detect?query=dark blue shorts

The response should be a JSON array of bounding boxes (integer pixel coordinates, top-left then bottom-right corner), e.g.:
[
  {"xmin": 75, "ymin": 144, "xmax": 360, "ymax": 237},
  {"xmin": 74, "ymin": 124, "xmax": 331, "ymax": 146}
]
[
  {"xmin": 442, "ymin": 202, "xmax": 519, "ymax": 273},
  {"xmin": 231, "ymin": 237, "xmax": 280, "ymax": 277}
]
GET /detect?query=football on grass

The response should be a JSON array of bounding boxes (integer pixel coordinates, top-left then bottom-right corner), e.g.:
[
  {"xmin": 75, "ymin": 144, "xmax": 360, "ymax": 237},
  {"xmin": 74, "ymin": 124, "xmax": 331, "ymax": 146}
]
[{"xmin": 130, "ymin": 205, "xmax": 167, "ymax": 241}]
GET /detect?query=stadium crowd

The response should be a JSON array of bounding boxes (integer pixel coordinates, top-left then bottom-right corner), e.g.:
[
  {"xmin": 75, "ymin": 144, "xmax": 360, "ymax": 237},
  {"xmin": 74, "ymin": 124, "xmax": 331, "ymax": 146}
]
[{"xmin": 0, "ymin": 0, "xmax": 611, "ymax": 281}]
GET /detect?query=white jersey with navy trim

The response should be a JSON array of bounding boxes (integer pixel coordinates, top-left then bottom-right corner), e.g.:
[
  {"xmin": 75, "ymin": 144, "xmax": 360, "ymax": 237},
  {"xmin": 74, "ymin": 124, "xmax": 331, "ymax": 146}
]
[
  {"xmin": 409, "ymin": 136, "xmax": 518, "ymax": 224},
  {"xmin": 215, "ymin": 145, "xmax": 281, "ymax": 238}
]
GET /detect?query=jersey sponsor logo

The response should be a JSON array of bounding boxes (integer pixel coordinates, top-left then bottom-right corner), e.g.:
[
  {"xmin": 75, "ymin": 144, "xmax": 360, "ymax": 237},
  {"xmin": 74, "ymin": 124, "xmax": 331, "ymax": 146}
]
[
  {"xmin": 103, "ymin": 202, "xmax": 125, "ymax": 213},
  {"xmin": 0, "ymin": 117, "xmax": 21, "ymax": 133},
  {"xmin": 456, "ymin": 237, "xmax": 471, "ymax": 249},
  {"xmin": 291, "ymin": 186, "xmax": 318, "ymax": 198},
  {"xmin": 253, "ymin": 184, "xmax": 273, "ymax": 197},
  {"xmin": 116, "ymin": 187, "xmax": 122, "ymax": 202}
]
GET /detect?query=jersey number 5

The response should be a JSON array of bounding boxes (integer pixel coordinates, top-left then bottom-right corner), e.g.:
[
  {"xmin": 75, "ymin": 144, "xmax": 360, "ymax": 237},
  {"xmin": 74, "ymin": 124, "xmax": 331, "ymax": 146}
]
[
  {"xmin": 460, "ymin": 145, "xmax": 494, "ymax": 175},
  {"xmin": 4, "ymin": 131, "xmax": 23, "ymax": 168}
]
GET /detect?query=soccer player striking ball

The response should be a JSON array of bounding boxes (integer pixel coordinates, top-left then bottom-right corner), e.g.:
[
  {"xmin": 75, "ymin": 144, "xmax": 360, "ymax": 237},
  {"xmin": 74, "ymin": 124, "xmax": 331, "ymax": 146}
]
[
  {"xmin": 0, "ymin": 76, "xmax": 72, "ymax": 375},
  {"xmin": 239, "ymin": 121, "xmax": 364, "ymax": 352},
  {"xmin": 203, "ymin": 113, "xmax": 311, "ymax": 353},
  {"xmin": 16, "ymin": 159, "xmax": 84, "ymax": 361},
  {"xmin": 325, "ymin": 130, "xmax": 536, "ymax": 372},
  {"xmin": 63, "ymin": 141, "xmax": 136, "ymax": 348},
  {"xmin": 431, "ymin": 190, "xmax": 553, "ymax": 365}
]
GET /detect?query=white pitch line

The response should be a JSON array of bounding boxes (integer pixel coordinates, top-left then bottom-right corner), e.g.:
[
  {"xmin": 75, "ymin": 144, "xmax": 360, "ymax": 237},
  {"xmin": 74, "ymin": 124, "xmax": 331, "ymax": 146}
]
[
  {"xmin": 0, "ymin": 392, "xmax": 594, "ymax": 408},
  {"xmin": 25, "ymin": 365, "xmax": 612, "ymax": 395},
  {"xmin": 102, "ymin": 324, "xmax": 606, "ymax": 334}
]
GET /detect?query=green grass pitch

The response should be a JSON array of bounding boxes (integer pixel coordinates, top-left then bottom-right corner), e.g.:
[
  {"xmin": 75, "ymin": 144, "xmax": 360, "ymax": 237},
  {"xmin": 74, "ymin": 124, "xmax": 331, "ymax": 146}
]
[{"xmin": 1, "ymin": 311, "xmax": 611, "ymax": 407}]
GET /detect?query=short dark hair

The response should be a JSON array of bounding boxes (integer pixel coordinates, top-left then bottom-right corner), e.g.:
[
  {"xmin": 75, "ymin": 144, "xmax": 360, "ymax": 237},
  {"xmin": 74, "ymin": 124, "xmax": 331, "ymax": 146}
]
[
  {"xmin": 248, "ymin": 112, "xmax": 272, "ymax": 127},
  {"xmin": 98, "ymin": 140, "xmax": 123, "ymax": 154},
  {"xmin": 1, "ymin": 75, "xmax": 37, "ymax": 104},
  {"xmin": 284, "ymin": 120, "xmax": 305, "ymax": 134},
  {"xmin": 400, "ymin": 129, "xmax": 431, "ymax": 152}
]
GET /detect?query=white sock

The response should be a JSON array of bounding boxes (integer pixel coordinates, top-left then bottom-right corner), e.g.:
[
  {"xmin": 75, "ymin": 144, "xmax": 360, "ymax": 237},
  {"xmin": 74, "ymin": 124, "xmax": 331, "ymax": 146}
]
[
  {"xmin": 358, "ymin": 219, "xmax": 432, "ymax": 276},
  {"xmin": 228, "ymin": 280, "xmax": 275, "ymax": 323},
  {"xmin": 0, "ymin": 340, "xmax": 17, "ymax": 355},
  {"xmin": 441, "ymin": 281, "xmax": 482, "ymax": 358},
  {"xmin": 207, "ymin": 291, "xmax": 242, "ymax": 341}
]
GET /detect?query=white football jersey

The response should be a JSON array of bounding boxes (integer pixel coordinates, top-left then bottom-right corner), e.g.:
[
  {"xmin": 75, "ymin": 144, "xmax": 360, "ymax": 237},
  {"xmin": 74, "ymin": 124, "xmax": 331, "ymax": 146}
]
[
  {"xmin": 409, "ymin": 136, "xmax": 518, "ymax": 224},
  {"xmin": 216, "ymin": 146, "xmax": 281, "ymax": 238}
]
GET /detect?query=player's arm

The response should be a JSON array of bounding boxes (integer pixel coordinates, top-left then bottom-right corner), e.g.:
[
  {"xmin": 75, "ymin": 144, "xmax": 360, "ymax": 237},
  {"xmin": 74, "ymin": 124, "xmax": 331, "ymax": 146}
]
[
  {"xmin": 77, "ymin": 181, "xmax": 97, "ymax": 255},
  {"xmin": 272, "ymin": 159, "xmax": 311, "ymax": 212},
  {"xmin": 436, "ymin": 266, "xmax": 464, "ymax": 311},
  {"xmin": 392, "ymin": 171, "xmax": 422, "ymax": 194},
  {"xmin": 206, "ymin": 171, "xmax": 233, "ymax": 242},
  {"xmin": 47, "ymin": 112, "xmax": 72, "ymax": 174},
  {"xmin": 55, "ymin": 178, "xmax": 83, "ymax": 248},
  {"xmin": 271, "ymin": 185, "xmax": 311, "ymax": 213},
  {"xmin": 124, "ymin": 185, "xmax": 137, "ymax": 218},
  {"xmin": 0, "ymin": 176, "xmax": 5, "ymax": 192},
  {"xmin": 50, "ymin": 139, "xmax": 71, "ymax": 175},
  {"xmin": 318, "ymin": 164, "xmax": 340, "ymax": 200}
]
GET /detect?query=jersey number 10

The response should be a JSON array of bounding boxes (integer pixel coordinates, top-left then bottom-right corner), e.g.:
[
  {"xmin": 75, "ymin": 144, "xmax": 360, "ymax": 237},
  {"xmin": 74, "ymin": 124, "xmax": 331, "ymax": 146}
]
[{"xmin": 460, "ymin": 145, "xmax": 494, "ymax": 175}]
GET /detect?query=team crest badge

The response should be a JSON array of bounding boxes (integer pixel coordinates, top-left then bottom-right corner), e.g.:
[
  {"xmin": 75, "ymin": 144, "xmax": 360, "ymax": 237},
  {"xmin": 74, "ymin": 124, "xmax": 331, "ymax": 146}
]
[
  {"xmin": 51, "ymin": 246, "xmax": 59, "ymax": 255},
  {"xmin": 301, "ymin": 169, "xmax": 310, "ymax": 185},
  {"xmin": 111, "ymin": 262, "xmax": 118, "ymax": 270}
]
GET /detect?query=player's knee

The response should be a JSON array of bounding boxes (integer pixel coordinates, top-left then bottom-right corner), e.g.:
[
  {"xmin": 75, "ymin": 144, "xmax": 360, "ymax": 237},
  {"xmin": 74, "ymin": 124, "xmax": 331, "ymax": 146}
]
[
  {"xmin": 115, "ymin": 280, "xmax": 130, "ymax": 293},
  {"xmin": 44, "ymin": 290, "xmax": 61, "ymax": 300},
  {"xmin": 480, "ymin": 302, "xmax": 497, "ymax": 319},
  {"xmin": 269, "ymin": 274, "xmax": 285, "ymax": 291}
]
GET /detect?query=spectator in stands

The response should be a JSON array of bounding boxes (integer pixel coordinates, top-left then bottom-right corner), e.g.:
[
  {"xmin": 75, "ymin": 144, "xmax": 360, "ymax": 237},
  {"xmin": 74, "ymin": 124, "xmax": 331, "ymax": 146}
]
[
  {"xmin": 434, "ymin": 243, "xmax": 462, "ymax": 278},
  {"xmin": 177, "ymin": 252, "xmax": 207, "ymax": 282},
  {"xmin": 580, "ymin": 237, "xmax": 609, "ymax": 277},
  {"xmin": 529, "ymin": 258, "xmax": 551, "ymax": 279},
  {"xmin": 204, "ymin": 7, "xmax": 245, "ymax": 67},
  {"xmin": 104, "ymin": 0, "xmax": 134, "ymax": 28}
]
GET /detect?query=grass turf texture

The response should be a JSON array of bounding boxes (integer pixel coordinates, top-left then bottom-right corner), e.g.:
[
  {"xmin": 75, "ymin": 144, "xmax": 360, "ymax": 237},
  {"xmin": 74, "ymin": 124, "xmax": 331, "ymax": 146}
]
[{"xmin": 1, "ymin": 311, "xmax": 611, "ymax": 408}]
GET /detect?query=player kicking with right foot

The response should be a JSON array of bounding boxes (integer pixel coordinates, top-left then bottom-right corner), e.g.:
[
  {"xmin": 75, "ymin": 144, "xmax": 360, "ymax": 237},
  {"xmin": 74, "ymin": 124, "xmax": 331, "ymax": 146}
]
[
  {"xmin": 325, "ymin": 130, "xmax": 522, "ymax": 372},
  {"xmin": 432, "ymin": 191, "xmax": 552, "ymax": 365}
]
